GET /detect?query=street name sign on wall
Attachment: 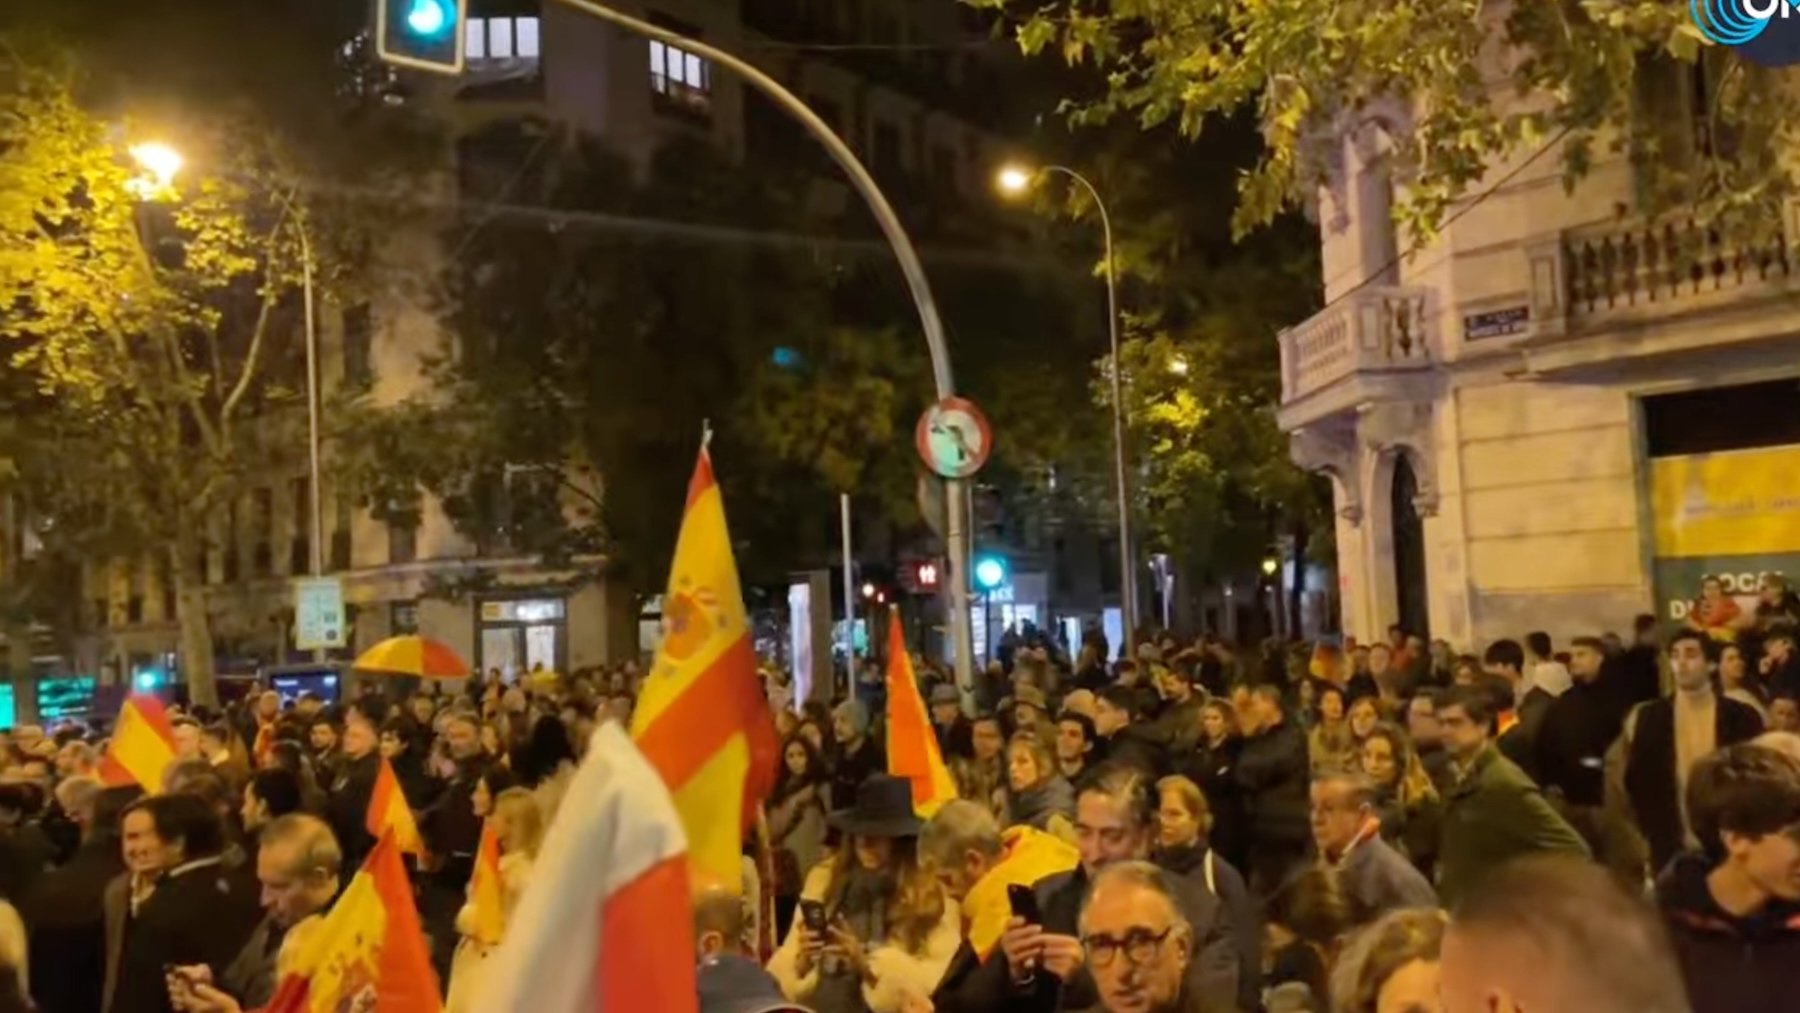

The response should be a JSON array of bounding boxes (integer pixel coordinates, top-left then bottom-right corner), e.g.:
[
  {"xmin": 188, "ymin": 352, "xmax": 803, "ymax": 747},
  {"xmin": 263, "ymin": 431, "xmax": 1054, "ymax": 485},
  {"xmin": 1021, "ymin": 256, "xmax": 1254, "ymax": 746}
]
[{"xmin": 294, "ymin": 577, "xmax": 348, "ymax": 650}]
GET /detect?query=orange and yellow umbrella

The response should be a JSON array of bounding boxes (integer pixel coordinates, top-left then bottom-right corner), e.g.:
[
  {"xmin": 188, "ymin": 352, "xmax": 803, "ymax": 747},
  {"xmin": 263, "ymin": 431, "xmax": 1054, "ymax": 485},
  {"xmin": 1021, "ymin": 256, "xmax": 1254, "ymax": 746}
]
[{"xmin": 353, "ymin": 635, "xmax": 470, "ymax": 679}]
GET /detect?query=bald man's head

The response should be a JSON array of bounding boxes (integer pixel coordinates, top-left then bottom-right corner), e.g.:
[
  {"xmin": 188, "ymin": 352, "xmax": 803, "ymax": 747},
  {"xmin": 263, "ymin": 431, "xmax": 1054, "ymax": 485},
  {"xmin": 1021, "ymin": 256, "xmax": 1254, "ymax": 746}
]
[
  {"xmin": 693, "ymin": 882, "xmax": 745, "ymax": 961},
  {"xmin": 1441, "ymin": 856, "xmax": 1687, "ymax": 1013}
]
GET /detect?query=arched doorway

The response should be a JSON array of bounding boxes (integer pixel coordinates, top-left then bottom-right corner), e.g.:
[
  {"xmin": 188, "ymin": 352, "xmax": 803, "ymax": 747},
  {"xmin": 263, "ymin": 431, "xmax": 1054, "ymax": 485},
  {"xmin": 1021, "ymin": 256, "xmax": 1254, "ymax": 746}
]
[{"xmin": 1391, "ymin": 453, "xmax": 1429, "ymax": 638}]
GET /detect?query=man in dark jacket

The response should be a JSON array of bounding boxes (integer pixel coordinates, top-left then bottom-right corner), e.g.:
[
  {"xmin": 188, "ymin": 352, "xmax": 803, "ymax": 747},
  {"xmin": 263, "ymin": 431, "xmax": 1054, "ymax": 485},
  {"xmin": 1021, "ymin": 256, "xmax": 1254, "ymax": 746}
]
[
  {"xmin": 1229, "ymin": 683, "xmax": 1310, "ymax": 893},
  {"xmin": 1309, "ymin": 770, "xmax": 1436, "ymax": 918},
  {"xmin": 106, "ymin": 795, "xmax": 261, "ymax": 1013},
  {"xmin": 946, "ymin": 765, "xmax": 1239, "ymax": 1011},
  {"xmin": 26, "ymin": 782, "xmax": 137, "ymax": 1013},
  {"xmin": 325, "ymin": 714, "xmax": 381, "ymax": 878},
  {"xmin": 1091, "ymin": 686, "xmax": 1163, "ymax": 778},
  {"xmin": 1658, "ymin": 742, "xmax": 1800, "ymax": 1013},
  {"xmin": 829, "ymin": 700, "xmax": 884, "ymax": 805},
  {"xmin": 1625, "ymin": 630, "xmax": 1765, "ymax": 872},
  {"xmin": 931, "ymin": 684, "xmax": 975, "ymax": 762},
  {"xmin": 1534, "ymin": 636, "xmax": 1631, "ymax": 853},
  {"xmin": 1435, "ymin": 685, "xmax": 1589, "ymax": 908}
]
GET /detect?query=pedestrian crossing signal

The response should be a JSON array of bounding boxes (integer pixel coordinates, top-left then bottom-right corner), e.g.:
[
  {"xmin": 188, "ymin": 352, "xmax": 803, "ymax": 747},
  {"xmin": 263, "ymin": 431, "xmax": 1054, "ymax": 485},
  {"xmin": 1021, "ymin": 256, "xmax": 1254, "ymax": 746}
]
[{"xmin": 376, "ymin": 0, "xmax": 466, "ymax": 75}]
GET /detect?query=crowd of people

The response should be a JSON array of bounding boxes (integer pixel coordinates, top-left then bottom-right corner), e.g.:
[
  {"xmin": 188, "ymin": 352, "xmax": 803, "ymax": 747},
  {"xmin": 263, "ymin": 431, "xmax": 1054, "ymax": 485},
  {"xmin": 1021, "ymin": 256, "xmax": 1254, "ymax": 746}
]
[
  {"xmin": 741, "ymin": 574, "xmax": 1800, "ymax": 1013},
  {"xmin": 0, "ymin": 574, "xmax": 1791, "ymax": 1012}
]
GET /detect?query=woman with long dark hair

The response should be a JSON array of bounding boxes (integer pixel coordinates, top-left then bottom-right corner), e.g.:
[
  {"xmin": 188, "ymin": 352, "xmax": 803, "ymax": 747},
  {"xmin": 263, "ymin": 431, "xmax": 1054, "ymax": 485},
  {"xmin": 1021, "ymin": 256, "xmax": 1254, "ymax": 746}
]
[{"xmin": 768, "ymin": 776, "xmax": 957, "ymax": 1012}]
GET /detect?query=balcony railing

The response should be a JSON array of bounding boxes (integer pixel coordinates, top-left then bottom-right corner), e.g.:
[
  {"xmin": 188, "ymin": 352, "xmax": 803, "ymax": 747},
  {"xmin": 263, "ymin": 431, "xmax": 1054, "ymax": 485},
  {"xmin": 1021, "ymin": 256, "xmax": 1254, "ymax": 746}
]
[
  {"xmin": 1563, "ymin": 214, "xmax": 1794, "ymax": 317},
  {"xmin": 1279, "ymin": 286, "xmax": 1433, "ymax": 403}
]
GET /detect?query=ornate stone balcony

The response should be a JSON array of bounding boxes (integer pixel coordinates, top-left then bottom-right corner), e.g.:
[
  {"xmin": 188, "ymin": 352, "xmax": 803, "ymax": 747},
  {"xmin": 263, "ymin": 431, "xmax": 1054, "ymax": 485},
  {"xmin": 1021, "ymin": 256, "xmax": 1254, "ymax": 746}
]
[{"xmin": 1277, "ymin": 285, "xmax": 1435, "ymax": 430}]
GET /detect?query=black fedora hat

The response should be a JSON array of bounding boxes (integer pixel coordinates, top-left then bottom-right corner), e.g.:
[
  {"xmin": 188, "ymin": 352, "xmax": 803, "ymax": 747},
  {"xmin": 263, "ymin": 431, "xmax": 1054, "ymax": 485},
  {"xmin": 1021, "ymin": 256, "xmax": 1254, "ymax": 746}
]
[{"xmin": 827, "ymin": 774, "xmax": 923, "ymax": 838}]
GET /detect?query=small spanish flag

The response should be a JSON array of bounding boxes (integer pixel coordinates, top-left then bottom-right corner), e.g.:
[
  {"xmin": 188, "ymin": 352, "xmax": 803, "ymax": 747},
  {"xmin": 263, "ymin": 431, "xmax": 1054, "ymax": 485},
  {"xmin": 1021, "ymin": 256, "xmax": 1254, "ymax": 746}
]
[
  {"xmin": 365, "ymin": 757, "xmax": 424, "ymax": 857},
  {"xmin": 96, "ymin": 694, "xmax": 177, "ymax": 792},
  {"xmin": 884, "ymin": 614, "xmax": 958, "ymax": 817},
  {"xmin": 469, "ymin": 820, "xmax": 505, "ymax": 946},
  {"xmin": 265, "ymin": 830, "xmax": 443, "ymax": 1013}
]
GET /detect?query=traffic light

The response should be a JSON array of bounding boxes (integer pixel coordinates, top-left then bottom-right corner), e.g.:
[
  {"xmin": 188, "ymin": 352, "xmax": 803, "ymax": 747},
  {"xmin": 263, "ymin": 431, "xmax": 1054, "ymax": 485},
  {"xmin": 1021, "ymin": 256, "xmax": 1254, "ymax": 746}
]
[
  {"xmin": 376, "ymin": 0, "xmax": 466, "ymax": 75},
  {"xmin": 974, "ymin": 554, "xmax": 1008, "ymax": 592}
]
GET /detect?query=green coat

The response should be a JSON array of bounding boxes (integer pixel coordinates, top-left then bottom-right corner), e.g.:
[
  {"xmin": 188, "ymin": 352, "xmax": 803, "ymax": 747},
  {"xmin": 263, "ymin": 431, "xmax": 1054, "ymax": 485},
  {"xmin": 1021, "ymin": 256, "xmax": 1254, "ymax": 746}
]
[{"xmin": 1437, "ymin": 744, "xmax": 1591, "ymax": 907}]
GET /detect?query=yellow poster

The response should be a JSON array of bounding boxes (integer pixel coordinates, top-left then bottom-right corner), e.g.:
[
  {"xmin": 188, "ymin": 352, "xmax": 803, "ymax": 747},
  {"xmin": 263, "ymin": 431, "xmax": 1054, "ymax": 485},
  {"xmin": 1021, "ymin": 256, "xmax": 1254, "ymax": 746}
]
[{"xmin": 1650, "ymin": 444, "xmax": 1800, "ymax": 558}]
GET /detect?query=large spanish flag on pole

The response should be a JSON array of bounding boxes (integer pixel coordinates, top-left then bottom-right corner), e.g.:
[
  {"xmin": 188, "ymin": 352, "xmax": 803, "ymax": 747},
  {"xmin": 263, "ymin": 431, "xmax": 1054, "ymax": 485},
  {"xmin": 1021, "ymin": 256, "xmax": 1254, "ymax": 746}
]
[
  {"xmin": 96, "ymin": 694, "xmax": 177, "ymax": 792},
  {"xmin": 265, "ymin": 830, "xmax": 443, "ymax": 1013},
  {"xmin": 630, "ymin": 446, "xmax": 779, "ymax": 890},
  {"xmin": 884, "ymin": 614, "xmax": 958, "ymax": 817}
]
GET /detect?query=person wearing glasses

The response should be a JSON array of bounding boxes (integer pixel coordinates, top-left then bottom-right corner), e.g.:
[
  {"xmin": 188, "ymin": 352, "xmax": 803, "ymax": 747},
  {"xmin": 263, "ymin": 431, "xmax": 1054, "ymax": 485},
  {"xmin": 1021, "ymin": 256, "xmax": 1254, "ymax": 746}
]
[
  {"xmin": 1078, "ymin": 861, "xmax": 1234, "ymax": 1013},
  {"xmin": 957, "ymin": 763, "xmax": 1239, "ymax": 1010}
]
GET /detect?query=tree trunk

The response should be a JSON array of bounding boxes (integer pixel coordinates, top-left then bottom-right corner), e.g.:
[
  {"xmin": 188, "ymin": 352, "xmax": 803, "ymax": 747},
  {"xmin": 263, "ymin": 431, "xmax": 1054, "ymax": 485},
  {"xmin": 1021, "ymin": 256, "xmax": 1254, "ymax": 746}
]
[{"xmin": 170, "ymin": 533, "xmax": 218, "ymax": 709}]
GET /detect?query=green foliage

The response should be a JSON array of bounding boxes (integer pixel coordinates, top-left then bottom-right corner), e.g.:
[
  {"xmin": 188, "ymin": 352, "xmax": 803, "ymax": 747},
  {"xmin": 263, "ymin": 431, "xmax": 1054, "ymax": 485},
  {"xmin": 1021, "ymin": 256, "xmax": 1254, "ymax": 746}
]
[
  {"xmin": 972, "ymin": 0, "xmax": 1800, "ymax": 240},
  {"xmin": 336, "ymin": 127, "xmax": 937, "ymax": 591},
  {"xmin": 0, "ymin": 16, "xmax": 429, "ymax": 699}
]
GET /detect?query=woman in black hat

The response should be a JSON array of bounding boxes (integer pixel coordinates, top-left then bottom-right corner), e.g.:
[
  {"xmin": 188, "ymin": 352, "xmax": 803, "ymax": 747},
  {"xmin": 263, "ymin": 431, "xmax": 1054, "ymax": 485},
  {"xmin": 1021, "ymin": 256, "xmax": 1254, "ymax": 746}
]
[{"xmin": 767, "ymin": 775, "xmax": 958, "ymax": 1012}]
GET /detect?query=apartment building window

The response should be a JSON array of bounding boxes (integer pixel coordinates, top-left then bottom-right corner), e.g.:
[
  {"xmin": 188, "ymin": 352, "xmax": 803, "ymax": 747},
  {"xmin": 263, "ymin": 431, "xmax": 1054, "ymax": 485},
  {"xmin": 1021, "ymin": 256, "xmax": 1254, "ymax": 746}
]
[
  {"xmin": 332, "ymin": 496, "xmax": 354, "ymax": 571},
  {"xmin": 252, "ymin": 488, "xmax": 273, "ymax": 576},
  {"xmin": 393, "ymin": 602, "xmax": 420, "ymax": 635},
  {"xmin": 343, "ymin": 304, "xmax": 373, "ymax": 388},
  {"xmin": 389, "ymin": 520, "xmax": 418, "ymax": 565},
  {"xmin": 466, "ymin": 16, "xmax": 541, "ymax": 62},
  {"xmin": 649, "ymin": 37, "xmax": 711, "ymax": 115},
  {"xmin": 873, "ymin": 120, "xmax": 905, "ymax": 179},
  {"xmin": 291, "ymin": 476, "xmax": 311, "ymax": 575}
]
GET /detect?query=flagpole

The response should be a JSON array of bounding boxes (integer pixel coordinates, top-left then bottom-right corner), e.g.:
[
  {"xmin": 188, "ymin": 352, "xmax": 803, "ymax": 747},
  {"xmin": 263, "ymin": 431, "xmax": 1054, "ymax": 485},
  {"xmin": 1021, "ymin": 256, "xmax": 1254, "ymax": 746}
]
[{"xmin": 554, "ymin": 0, "xmax": 979, "ymax": 712}]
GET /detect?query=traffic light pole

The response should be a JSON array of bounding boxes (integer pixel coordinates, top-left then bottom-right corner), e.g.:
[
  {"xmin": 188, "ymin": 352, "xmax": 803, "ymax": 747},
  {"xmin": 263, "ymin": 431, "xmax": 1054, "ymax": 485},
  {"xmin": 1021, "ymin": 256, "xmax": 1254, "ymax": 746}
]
[{"xmin": 552, "ymin": 0, "xmax": 980, "ymax": 714}]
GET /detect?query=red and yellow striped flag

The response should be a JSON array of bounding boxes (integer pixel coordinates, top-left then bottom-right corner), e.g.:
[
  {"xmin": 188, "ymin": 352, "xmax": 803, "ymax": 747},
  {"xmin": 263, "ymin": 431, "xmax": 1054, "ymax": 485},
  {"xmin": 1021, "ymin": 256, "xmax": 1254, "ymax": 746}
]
[
  {"xmin": 266, "ymin": 830, "xmax": 442, "ymax": 1013},
  {"xmin": 365, "ymin": 758, "xmax": 424, "ymax": 857},
  {"xmin": 468, "ymin": 820, "xmax": 505, "ymax": 946},
  {"xmin": 631, "ymin": 447, "xmax": 779, "ymax": 889},
  {"xmin": 884, "ymin": 614, "xmax": 959, "ymax": 817},
  {"xmin": 96, "ymin": 694, "xmax": 177, "ymax": 792}
]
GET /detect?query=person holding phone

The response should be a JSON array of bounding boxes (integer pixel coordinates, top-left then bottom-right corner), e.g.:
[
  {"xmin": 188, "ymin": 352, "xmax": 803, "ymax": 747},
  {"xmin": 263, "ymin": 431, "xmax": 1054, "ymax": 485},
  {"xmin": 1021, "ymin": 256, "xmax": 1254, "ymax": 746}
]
[{"xmin": 767, "ymin": 776, "xmax": 958, "ymax": 1012}]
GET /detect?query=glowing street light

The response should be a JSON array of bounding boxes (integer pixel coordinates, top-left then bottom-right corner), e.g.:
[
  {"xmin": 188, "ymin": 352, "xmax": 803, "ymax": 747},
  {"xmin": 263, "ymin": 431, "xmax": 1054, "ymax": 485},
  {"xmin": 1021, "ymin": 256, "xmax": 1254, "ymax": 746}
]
[
  {"xmin": 860, "ymin": 581, "xmax": 877, "ymax": 600},
  {"xmin": 127, "ymin": 142, "xmax": 184, "ymax": 198},
  {"xmin": 1169, "ymin": 355, "xmax": 1190, "ymax": 377},
  {"xmin": 994, "ymin": 160, "xmax": 1137, "ymax": 647},
  {"xmin": 995, "ymin": 164, "xmax": 1035, "ymax": 196},
  {"xmin": 1261, "ymin": 556, "xmax": 1280, "ymax": 577}
]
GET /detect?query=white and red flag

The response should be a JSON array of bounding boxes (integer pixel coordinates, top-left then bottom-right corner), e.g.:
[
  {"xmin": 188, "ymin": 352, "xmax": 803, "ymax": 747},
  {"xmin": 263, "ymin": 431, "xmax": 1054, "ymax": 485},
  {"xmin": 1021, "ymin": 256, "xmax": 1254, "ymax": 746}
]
[{"xmin": 477, "ymin": 722, "xmax": 697, "ymax": 1012}]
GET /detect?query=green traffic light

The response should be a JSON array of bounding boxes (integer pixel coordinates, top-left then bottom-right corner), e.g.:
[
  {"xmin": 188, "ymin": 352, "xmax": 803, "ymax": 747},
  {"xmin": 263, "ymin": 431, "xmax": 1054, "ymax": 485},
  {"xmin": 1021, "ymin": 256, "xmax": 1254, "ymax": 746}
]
[{"xmin": 406, "ymin": 0, "xmax": 450, "ymax": 36}]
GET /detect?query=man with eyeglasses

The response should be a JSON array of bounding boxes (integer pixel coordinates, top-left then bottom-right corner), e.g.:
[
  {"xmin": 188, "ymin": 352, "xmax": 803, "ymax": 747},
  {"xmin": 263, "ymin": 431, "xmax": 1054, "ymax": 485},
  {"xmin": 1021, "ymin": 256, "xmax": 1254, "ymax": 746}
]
[
  {"xmin": 959, "ymin": 763, "xmax": 1239, "ymax": 1010},
  {"xmin": 1079, "ymin": 861, "xmax": 1230, "ymax": 1013}
]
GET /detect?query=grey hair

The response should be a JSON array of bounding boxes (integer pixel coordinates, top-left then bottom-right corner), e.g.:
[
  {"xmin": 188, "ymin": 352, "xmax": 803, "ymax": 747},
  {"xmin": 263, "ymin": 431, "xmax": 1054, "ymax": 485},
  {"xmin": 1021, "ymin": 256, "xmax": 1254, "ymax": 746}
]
[
  {"xmin": 919, "ymin": 799, "xmax": 1002, "ymax": 869},
  {"xmin": 259, "ymin": 813, "xmax": 343, "ymax": 879},
  {"xmin": 1079, "ymin": 860, "xmax": 1191, "ymax": 936},
  {"xmin": 1312, "ymin": 767, "xmax": 1378, "ymax": 810},
  {"xmin": 54, "ymin": 776, "xmax": 102, "ymax": 819}
]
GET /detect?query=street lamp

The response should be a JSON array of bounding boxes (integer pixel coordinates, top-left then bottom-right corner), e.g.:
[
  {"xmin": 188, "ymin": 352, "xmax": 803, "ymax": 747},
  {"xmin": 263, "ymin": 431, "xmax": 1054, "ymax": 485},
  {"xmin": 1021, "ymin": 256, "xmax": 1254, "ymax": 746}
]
[
  {"xmin": 995, "ymin": 161, "xmax": 1136, "ymax": 648},
  {"xmin": 130, "ymin": 142, "xmax": 327, "ymax": 644},
  {"xmin": 127, "ymin": 143, "xmax": 184, "ymax": 198},
  {"xmin": 1169, "ymin": 355, "xmax": 1190, "ymax": 377}
]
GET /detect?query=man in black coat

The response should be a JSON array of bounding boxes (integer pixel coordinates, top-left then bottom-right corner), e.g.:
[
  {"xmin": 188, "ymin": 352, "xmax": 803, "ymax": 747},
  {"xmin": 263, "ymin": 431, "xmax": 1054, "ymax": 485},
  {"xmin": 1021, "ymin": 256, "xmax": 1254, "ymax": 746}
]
[
  {"xmin": 930, "ymin": 684, "xmax": 975, "ymax": 762},
  {"xmin": 1659, "ymin": 743, "xmax": 1800, "ymax": 1013},
  {"xmin": 1229, "ymin": 682, "xmax": 1310, "ymax": 894},
  {"xmin": 25, "ymin": 782, "xmax": 138, "ymax": 1013},
  {"xmin": 1625, "ymin": 630, "xmax": 1764, "ymax": 873},
  {"xmin": 940, "ymin": 765, "xmax": 1239, "ymax": 1011},
  {"xmin": 1091, "ymin": 686, "xmax": 1164, "ymax": 778},
  {"xmin": 1534, "ymin": 636, "xmax": 1631, "ymax": 852},
  {"xmin": 105, "ymin": 795, "xmax": 261, "ymax": 1013},
  {"xmin": 324, "ymin": 714, "xmax": 381, "ymax": 877}
]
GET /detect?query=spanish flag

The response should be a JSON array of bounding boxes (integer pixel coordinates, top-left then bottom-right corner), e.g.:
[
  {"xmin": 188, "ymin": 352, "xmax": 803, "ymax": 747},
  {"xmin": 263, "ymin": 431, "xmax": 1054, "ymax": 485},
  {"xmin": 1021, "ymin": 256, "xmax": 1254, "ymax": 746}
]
[
  {"xmin": 266, "ymin": 830, "xmax": 443, "ymax": 1013},
  {"xmin": 631, "ymin": 447, "xmax": 779, "ymax": 890},
  {"xmin": 468, "ymin": 820, "xmax": 505, "ymax": 946},
  {"xmin": 95, "ymin": 694, "xmax": 177, "ymax": 792},
  {"xmin": 884, "ymin": 614, "xmax": 958, "ymax": 817},
  {"xmin": 365, "ymin": 757, "xmax": 424, "ymax": 857}
]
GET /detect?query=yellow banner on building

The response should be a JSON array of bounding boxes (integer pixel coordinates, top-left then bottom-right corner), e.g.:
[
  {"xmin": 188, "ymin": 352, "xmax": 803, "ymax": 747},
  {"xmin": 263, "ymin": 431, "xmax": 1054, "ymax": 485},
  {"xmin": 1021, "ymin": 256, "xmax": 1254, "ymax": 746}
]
[{"xmin": 1650, "ymin": 444, "xmax": 1800, "ymax": 558}]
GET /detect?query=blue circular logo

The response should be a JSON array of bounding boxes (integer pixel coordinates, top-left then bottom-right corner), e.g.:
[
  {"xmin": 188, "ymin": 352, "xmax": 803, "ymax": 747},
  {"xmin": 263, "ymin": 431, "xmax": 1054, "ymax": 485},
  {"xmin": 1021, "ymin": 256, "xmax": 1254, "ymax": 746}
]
[{"xmin": 1691, "ymin": 0, "xmax": 1800, "ymax": 65}]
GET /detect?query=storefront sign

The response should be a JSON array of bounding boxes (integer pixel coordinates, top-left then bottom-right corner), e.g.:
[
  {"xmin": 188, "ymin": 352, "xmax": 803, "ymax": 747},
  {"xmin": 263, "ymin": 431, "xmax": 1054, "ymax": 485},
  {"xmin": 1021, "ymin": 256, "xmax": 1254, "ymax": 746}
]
[{"xmin": 1650, "ymin": 444, "xmax": 1800, "ymax": 623}]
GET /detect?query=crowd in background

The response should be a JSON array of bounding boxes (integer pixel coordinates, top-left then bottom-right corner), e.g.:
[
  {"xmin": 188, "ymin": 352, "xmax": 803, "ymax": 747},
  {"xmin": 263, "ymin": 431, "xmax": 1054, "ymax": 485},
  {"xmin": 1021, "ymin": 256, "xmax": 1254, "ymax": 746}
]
[{"xmin": 0, "ymin": 574, "xmax": 1789, "ymax": 1011}]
